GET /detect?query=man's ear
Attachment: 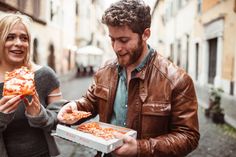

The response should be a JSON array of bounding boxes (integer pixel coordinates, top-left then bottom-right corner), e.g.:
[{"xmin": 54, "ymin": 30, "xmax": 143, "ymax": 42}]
[{"xmin": 142, "ymin": 28, "xmax": 151, "ymax": 41}]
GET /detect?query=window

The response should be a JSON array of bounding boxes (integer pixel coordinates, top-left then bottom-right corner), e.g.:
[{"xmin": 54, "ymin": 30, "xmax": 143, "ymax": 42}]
[
  {"xmin": 50, "ymin": 0, "xmax": 53, "ymax": 21},
  {"xmin": 170, "ymin": 43, "xmax": 174, "ymax": 62},
  {"xmin": 177, "ymin": 40, "xmax": 181, "ymax": 66},
  {"xmin": 234, "ymin": 0, "xmax": 236, "ymax": 13},
  {"xmin": 178, "ymin": 0, "xmax": 182, "ymax": 10},
  {"xmin": 186, "ymin": 34, "xmax": 189, "ymax": 72},
  {"xmin": 195, "ymin": 43, "xmax": 199, "ymax": 80},
  {"xmin": 33, "ymin": 0, "xmax": 40, "ymax": 18},
  {"xmin": 75, "ymin": 1, "xmax": 79, "ymax": 16},
  {"xmin": 48, "ymin": 44, "xmax": 56, "ymax": 72},
  {"xmin": 33, "ymin": 38, "xmax": 39, "ymax": 64},
  {"xmin": 197, "ymin": 0, "xmax": 202, "ymax": 14}
]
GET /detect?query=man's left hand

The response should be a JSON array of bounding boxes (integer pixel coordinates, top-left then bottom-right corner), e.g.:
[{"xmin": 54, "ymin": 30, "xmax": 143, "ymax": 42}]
[{"xmin": 112, "ymin": 132, "xmax": 138, "ymax": 157}]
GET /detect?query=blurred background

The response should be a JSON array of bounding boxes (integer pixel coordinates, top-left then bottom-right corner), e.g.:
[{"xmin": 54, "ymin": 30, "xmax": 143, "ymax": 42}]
[{"xmin": 1, "ymin": 0, "xmax": 236, "ymax": 156}]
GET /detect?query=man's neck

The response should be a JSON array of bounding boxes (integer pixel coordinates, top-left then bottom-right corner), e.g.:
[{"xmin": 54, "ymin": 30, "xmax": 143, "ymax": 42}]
[{"xmin": 125, "ymin": 43, "xmax": 149, "ymax": 86}]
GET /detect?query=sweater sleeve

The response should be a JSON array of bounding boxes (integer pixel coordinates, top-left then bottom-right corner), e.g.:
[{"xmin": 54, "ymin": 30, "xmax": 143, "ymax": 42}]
[
  {"xmin": 25, "ymin": 66, "xmax": 63, "ymax": 131},
  {"xmin": 26, "ymin": 100, "xmax": 68, "ymax": 130}
]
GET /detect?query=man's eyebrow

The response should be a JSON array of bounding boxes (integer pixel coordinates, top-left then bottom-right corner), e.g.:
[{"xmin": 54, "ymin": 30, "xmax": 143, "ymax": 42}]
[{"xmin": 109, "ymin": 35, "xmax": 128, "ymax": 39}]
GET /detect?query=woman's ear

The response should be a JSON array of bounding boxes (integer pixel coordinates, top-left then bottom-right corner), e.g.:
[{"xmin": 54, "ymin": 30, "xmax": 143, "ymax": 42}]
[{"xmin": 142, "ymin": 28, "xmax": 151, "ymax": 41}]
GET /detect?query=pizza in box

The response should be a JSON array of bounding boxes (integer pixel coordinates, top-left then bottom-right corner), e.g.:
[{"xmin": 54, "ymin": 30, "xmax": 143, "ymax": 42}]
[
  {"xmin": 77, "ymin": 122, "xmax": 126, "ymax": 140},
  {"xmin": 3, "ymin": 66, "xmax": 35, "ymax": 96}
]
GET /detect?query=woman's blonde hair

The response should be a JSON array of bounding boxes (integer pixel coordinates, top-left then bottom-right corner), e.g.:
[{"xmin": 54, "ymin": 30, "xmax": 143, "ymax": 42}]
[{"xmin": 0, "ymin": 12, "xmax": 32, "ymax": 67}]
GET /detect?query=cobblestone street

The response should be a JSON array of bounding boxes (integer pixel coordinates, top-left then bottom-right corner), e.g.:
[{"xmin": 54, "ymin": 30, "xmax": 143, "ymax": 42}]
[
  {"xmin": 188, "ymin": 107, "xmax": 236, "ymax": 157},
  {"xmin": 56, "ymin": 76, "xmax": 236, "ymax": 157}
]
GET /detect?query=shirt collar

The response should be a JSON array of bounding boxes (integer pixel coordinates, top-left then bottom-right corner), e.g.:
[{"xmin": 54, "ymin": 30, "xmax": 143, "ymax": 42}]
[{"xmin": 133, "ymin": 45, "xmax": 154, "ymax": 73}]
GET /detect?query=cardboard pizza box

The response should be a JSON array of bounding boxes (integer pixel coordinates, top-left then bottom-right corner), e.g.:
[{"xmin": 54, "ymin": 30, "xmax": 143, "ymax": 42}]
[{"xmin": 54, "ymin": 122, "xmax": 137, "ymax": 153}]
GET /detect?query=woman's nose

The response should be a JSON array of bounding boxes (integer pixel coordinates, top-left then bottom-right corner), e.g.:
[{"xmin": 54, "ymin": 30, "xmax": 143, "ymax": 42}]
[{"xmin": 14, "ymin": 38, "xmax": 23, "ymax": 45}]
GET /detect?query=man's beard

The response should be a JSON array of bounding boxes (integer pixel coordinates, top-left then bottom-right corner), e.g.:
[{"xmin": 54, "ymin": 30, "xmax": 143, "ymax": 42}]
[{"xmin": 118, "ymin": 36, "xmax": 143, "ymax": 67}]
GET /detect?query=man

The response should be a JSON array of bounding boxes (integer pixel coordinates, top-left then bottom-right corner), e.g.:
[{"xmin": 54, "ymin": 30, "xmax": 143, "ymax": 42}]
[{"xmin": 58, "ymin": 0, "xmax": 199, "ymax": 156}]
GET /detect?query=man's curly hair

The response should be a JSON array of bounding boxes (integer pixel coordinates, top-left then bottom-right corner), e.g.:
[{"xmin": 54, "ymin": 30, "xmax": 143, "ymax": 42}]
[{"xmin": 101, "ymin": 0, "xmax": 151, "ymax": 35}]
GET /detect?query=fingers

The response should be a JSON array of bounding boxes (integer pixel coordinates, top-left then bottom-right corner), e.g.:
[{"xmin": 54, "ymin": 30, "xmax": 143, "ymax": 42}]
[
  {"xmin": 32, "ymin": 93, "xmax": 40, "ymax": 107},
  {"xmin": 23, "ymin": 93, "xmax": 41, "ymax": 116},
  {"xmin": 34, "ymin": 91, "xmax": 40, "ymax": 100},
  {"xmin": 22, "ymin": 97, "xmax": 30, "ymax": 107},
  {"xmin": 0, "ymin": 95, "xmax": 22, "ymax": 113},
  {"xmin": 113, "ymin": 132, "xmax": 133, "ymax": 143},
  {"xmin": 112, "ymin": 134, "xmax": 137, "ymax": 157},
  {"xmin": 31, "ymin": 91, "xmax": 40, "ymax": 104},
  {"xmin": 57, "ymin": 105, "xmax": 69, "ymax": 122},
  {"xmin": 24, "ymin": 91, "xmax": 40, "ymax": 108},
  {"xmin": 4, "ymin": 99, "xmax": 22, "ymax": 113},
  {"xmin": 113, "ymin": 131, "xmax": 125, "ymax": 139},
  {"xmin": 70, "ymin": 101, "xmax": 78, "ymax": 110},
  {"xmin": 0, "ymin": 95, "xmax": 16, "ymax": 105},
  {"xmin": 57, "ymin": 101, "xmax": 78, "ymax": 124}
]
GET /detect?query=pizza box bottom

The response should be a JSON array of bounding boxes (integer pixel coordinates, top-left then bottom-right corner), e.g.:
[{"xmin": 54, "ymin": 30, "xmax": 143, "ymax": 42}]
[{"xmin": 54, "ymin": 122, "xmax": 137, "ymax": 153}]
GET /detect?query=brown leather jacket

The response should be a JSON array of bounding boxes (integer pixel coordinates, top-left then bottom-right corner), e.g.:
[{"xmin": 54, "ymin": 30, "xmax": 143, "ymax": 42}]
[{"xmin": 75, "ymin": 51, "xmax": 199, "ymax": 157}]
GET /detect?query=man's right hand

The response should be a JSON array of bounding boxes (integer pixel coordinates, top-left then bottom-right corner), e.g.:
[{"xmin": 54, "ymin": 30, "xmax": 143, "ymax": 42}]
[{"xmin": 57, "ymin": 101, "xmax": 78, "ymax": 124}]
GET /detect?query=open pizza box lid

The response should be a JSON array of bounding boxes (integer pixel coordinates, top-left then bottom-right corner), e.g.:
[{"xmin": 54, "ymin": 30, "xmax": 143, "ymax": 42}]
[{"xmin": 54, "ymin": 122, "xmax": 137, "ymax": 153}]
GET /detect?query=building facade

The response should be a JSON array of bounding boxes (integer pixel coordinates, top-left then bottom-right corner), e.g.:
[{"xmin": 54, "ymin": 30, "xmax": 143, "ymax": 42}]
[
  {"xmin": 0, "ymin": 0, "xmax": 78, "ymax": 75},
  {"xmin": 151, "ymin": 0, "xmax": 236, "ymax": 127}
]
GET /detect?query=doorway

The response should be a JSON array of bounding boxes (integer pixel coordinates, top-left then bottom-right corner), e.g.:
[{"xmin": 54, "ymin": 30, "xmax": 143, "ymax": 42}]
[{"xmin": 208, "ymin": 38, "xmax": 217, "ymax": 84}]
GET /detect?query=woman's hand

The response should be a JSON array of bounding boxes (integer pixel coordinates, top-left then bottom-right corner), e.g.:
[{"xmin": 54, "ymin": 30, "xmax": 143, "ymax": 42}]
[
  {"xmin": 0, "ymin": 95, "xmax": 22, "ymax": 113},
  {"xmin": 57, "ymin": 101, "xmax": 78, "ymax": 124},
  {"xmin": 23, "ymin": 91, "xmax": 41, "ymax": 116}
]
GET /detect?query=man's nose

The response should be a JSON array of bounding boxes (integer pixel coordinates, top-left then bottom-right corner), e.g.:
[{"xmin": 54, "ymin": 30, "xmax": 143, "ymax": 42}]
[{"xmin": 113, "ymin": 41, "xmax": 122, "ymax": 52}]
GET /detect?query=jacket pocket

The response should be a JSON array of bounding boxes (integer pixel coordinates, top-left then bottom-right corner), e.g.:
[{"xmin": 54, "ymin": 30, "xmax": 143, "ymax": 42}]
[
  {"xmin": 142, "ymin": 102, "xmax": 171, "ymax": 116},
  {"xmin": 141, "ymin": 102, "xmax": 171, "ymax": 138}
]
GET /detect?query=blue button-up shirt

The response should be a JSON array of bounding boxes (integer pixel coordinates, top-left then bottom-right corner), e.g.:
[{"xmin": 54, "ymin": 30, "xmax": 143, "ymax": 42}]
[{"xmin": 110, "ymin": 45, "xmax": 154, "ymax": 127}]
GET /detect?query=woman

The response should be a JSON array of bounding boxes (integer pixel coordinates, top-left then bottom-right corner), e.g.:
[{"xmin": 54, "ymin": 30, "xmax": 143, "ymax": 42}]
[{"xmin": 0, "ymin": 13, "xmax": 63, "ymax": 157}]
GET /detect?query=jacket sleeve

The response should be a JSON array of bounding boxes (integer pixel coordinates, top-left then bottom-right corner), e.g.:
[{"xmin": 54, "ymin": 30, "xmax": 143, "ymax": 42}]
[
  {"xmin": 137, "ymin": 74, "xmax": 200, "ymax": 157},
  {"xmin": 25, "ymin": 99, "xmax": 68, "ymax": 131},
  {"xmin": 75, "ymin": 81, "xmax": 99, "ymax": 115}
]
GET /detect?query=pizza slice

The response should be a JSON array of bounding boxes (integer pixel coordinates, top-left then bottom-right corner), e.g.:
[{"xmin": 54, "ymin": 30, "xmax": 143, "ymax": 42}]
[
  {"xmin": 62, "ymin": 110, "xmax": 92, "ymax": 121},
  {"xmin": 3, "ymin": 66, "xmax": 35, "ymax": 96}
]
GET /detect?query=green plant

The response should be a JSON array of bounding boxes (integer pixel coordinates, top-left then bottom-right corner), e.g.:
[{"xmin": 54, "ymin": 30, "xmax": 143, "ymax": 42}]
[
  {"xmin": 205, "ymin": 87, "xmax": 224, "ymax": 123},
  {"xmin": 209, "ymin": 87, "xmax": 223, "ymax": 104}
]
